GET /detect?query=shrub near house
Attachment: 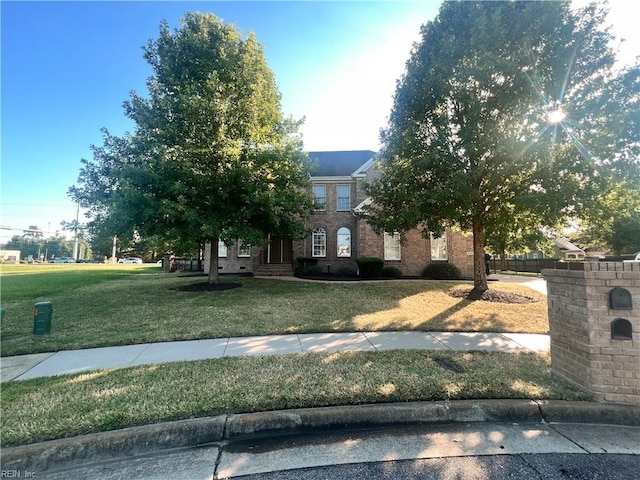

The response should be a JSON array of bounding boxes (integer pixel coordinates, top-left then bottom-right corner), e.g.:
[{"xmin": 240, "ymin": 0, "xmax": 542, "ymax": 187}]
[{"xmin": 357, "ymin": 256, "xmax": 384, "ymax": 278}]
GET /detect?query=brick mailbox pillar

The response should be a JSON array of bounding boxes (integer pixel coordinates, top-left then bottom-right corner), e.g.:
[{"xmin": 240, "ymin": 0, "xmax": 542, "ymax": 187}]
[{"xmin": 543, "ymin": 262, "xmax": 639, "ymax": 404}]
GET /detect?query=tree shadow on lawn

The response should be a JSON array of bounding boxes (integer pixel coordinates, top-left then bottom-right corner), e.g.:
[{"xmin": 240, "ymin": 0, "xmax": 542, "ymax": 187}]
[{"xmin": 331, "ymin": 293, "xmax": 517, "ymax": 334}]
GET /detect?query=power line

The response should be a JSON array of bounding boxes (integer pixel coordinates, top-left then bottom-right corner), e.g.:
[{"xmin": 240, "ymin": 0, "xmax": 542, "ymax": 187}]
[{"xmin": 0, "ymin": 202, "xmax": 74, "ymax": 207}]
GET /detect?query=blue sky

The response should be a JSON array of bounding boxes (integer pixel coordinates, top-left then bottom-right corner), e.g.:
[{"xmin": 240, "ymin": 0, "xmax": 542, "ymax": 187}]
[{"xmin": 1, "ymin": 1, "xmax": 638, "ymax": 243}]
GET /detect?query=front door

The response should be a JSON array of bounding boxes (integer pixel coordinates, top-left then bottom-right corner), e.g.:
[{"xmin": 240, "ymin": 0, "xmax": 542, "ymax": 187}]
[{"xmin": 268, "ymin": 237, "xmax": 293, "ymax": 264}]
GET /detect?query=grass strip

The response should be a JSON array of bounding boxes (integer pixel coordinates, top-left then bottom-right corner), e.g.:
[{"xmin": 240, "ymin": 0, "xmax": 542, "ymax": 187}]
[
  {"xmin": 1, "ymin": 271, "xmax": 548, "ymax": 356},
  {"xmin": 0, "ymin": 265, "xmax": 158, "ymax": 301},
  {"xmin": 0, "ymin": 350, "xmax": 590, "ymax": 447}
]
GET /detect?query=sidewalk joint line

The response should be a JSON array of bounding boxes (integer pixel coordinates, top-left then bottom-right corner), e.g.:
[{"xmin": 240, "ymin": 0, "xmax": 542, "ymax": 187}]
[
  {"xmin": 129, "ymin": 343, "xmax": 153, "ymax": 366},
  {"xmin": 220, "ymin": 338, "xmax": 230, "ymax": 357},
  {"xmin": 546, "ymin": 423, "xmax": 591, "ymax": 454},
  {"xmin": 428, "ymin": 332, "xmax": 453, "ymax": 350},
  {"xmin": 362, "ymin": 332, "xmax": 378, "ymax": 351}
]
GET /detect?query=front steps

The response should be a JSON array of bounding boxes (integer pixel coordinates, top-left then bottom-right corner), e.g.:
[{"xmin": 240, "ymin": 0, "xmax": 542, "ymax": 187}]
[{"xmin": 255, "ymin": 263, "xmax": 295, "ymax": 276}]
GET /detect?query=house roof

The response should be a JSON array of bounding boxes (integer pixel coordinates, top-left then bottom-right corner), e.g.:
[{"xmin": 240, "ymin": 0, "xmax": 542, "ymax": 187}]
[
  {"xmin": 308, "ymin": 150, "xmax": 377, "ymax": 177},
  {"xmin": 555, "ymin": 237, "xmax": 585, "ymax": 253}
]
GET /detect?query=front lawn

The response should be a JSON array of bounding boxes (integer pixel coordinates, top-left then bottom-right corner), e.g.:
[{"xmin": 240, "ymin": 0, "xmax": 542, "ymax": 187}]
[
  {"xmin": 0, "ymin": 266, "xmax": 548, "ymax": 356},
  {"xmin": 1, "ymin": 265, "xmax": 548, "ymax": 356}
]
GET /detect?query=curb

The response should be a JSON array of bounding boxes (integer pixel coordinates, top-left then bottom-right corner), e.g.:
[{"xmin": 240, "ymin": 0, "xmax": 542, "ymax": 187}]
[
  {"xmin": 537, "ymin": 400, "xmax": 640, "ymax": 426},
  {"xmin": 1, "ymin": 400, "xmax": 638, "ymax": 472}
]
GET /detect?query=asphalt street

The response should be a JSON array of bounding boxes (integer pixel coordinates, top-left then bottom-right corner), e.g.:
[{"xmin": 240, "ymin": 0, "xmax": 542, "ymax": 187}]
[
  {"xmin": 23, "ymin": 421, "xmax": 640, "ymax": 479},
  {"xmin": 235, "ymin": 454, "xmax": 640, "ymax": 480}
]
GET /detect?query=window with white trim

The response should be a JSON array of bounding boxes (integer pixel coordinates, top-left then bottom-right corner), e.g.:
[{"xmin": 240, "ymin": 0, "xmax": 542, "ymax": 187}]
[
  {"xmin": 384, "ymin": 232, "xmax": 401, "ymax": 260},
  {"xmin": 337, "ymin": 227, "xmax": 351, "ymax": 257},
  {"xmin": 313, "ymin": 228, "xmax": 326, "ymax": 257},
  {"xmin": 313, "ymin": 184, "xmax": 326, "ymax": 211},
  {"xmin": 237, "ymin": 239, "xmax": 251, "ymax": 257},
  {"xmin": 430, "ymin": 232, "xmax": 447, "ymax": 260},
  {"xmin": 336, "ymin": 184, "xmax": 351, "ymax": 211},
  {"xmin": 218, "ymin": 240, "xmax": 228, "ymax": 258}
]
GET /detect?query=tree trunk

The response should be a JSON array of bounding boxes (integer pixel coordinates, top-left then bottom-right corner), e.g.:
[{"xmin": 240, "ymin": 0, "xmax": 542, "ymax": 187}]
[
  {"xmin": 470, "ymin": 217, "xmax": 488, "ymax": 298},
  {"xmin": 207, "ymin": 238, "xmax": 220, "ymax": 284},
  {"xmin": 500, "ymin": 244, "xmax": 507, "ymax": 271}
]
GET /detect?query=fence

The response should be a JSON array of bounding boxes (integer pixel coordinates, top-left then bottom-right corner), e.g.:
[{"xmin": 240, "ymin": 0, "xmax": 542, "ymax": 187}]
[
  {"xmin": 172, "ymin": 257, "xmax": 203, "ymax": 272},
  {"xmin": 489, "ymin": 258, "xmax": 554, "ymax": 274},
  {"xmin": 489, "ymin": 258, "xmax": 629, "ymax": 274}
]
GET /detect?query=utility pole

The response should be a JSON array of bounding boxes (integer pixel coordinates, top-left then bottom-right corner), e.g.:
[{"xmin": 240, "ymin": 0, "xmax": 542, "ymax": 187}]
[
  {"xmin": 112, "ymin": 236, "xmax": 117, "ymax": 265},
  {"xmin": 73, "ymin": 203, "xmax": 80, "ymax": 260}
]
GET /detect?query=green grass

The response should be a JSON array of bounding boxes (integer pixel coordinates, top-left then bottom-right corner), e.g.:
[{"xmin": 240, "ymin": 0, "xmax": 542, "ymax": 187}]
[
  {"xmin": 0, "ymin": 266, "xmax": 549, "ymax": 356},
  {"xmin": 0, "ymin": 267, "xmax": 584, "ymax": 449},
  {"xmin": 1, "ymin": 264, "xmax": 159, "ymax": 300},
  {"xmin": 0, "ymin": 350, "xmax": 590, "ymax": 447}
]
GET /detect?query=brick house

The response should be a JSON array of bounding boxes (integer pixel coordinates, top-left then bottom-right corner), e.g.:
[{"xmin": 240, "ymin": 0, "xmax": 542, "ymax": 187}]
[{"xmin": 204, "ymin": 150, "xmax": 474, "ymax": 277}]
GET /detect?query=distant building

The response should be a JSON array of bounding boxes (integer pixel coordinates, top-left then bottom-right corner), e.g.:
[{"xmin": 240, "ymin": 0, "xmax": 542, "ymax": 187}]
[
  {"xmin": 0, "ymin": 250, "xmax": 21, "ymax": 264},
  {"xmin": 554, "ymin": 237, "xmax": 585, "ymax": 261}
]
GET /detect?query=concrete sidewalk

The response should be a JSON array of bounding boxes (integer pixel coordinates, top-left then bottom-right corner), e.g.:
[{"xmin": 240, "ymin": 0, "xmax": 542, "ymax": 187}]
[{"xmin": 0, "ymin": 331, "xmax": 550, "ymax": 382}]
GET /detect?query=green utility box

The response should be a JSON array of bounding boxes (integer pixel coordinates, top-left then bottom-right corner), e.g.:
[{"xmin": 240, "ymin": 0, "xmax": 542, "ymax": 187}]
[{"xmin": 33, "ymin": 301, "xmax": 52, "ymax": 335}]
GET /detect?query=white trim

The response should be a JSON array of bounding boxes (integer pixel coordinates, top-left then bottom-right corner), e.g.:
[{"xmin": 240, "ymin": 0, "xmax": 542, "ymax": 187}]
[
  {"xmin": 352, "ymin": 157, "xmax": 376, "ymax": 177},
  {"xmin": 354, "ymin": 197, "xmax": 373, "ymax": 214}
]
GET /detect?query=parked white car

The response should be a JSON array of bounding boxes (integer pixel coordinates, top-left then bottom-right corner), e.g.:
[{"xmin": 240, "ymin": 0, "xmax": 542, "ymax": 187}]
[
  {"xmin": 118, "ymin": 257, "xmax": 143, "ymax": 264},
  {"xmin": 623, "ymin": 252, "xmax": 640, "ymax": 263},
  {"xmin": 49, "ymin": 257, "xmax": 74, "ymax": 263}
]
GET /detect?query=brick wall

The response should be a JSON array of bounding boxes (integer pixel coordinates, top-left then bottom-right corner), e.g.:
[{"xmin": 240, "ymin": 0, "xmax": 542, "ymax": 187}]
[
  {"xmin": 543, "ymin": 262, "xmax": 640, "ymax": 404},
  {"xmin": 357, "ymin": 223, "xmax": 430, "ymax": 276},
  {"xmin": 204, "ymin": 242, "xmax": 258, "ymax": 274},
  {"xmin": 298, "ymin": 181, "xmax": 360, "ymax": 272},
  {"xmin": 358, "ymin": 224, "xmax": 474, "ymax": 277},
  {"xmin": 447, "ymin": 231, "xmax": 474, "ymax": 279}
]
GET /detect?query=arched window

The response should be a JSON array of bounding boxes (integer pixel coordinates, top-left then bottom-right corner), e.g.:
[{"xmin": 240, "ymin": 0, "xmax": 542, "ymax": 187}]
[
  {"xmin": 337, "ymin": 227, "xmax": 351, "ymax": 257},
  {"xmin": 313, "ymin": 228, "xmax": 326, "ymax": 257}
]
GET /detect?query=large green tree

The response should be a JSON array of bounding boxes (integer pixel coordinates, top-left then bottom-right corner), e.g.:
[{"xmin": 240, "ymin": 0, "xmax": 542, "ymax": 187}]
[
  {"xmin": 364, "ymin": 1, "xmax": 639, "ymax": 295},
  {"xmin": 573, "ymin": 149, "xmax": 640, "ymax": 255},
  {"xmin": 485, "ymin": 208, "xmax": 548, "ymax": 269},
  {"xmin": 71, "ymin": 13, "xmax": 314, "ymax": 283}
]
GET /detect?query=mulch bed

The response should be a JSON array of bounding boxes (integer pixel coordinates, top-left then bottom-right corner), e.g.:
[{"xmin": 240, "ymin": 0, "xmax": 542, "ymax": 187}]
[
  {"xmin": 175, "ymin": 282, "xmax": 243, "ymax": 292},
  {"xmin": 447, "ymin": 287, "xmax": 536, "ymax": 304},
  {"xmin": 294, "ymin": 274, "xmax": 426, "ymax": 282},
  {"xmin": 294, "ymin": 273, "xmax": 361, "ymax": 281}
]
